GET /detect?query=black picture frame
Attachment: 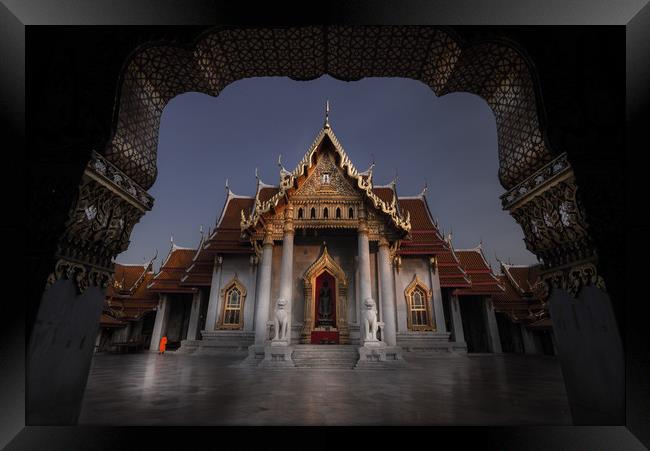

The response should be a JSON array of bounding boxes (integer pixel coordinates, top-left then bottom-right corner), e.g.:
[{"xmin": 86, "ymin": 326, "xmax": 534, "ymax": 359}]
[{"xmin": 3, "ymin": 1, "xmax": 649, "ymax": 449}]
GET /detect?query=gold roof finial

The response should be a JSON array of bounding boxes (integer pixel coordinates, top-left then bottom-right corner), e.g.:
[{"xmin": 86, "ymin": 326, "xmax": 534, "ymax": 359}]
[{"xmin": 324, "ymin": 99, "xmax": 330, "ymax": 129}]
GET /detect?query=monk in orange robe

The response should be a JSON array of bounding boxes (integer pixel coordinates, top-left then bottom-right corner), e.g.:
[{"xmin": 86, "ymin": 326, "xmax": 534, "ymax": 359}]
[{"xmin": 159, "ymin": 336, "xmax": 167, "ymax": 354}]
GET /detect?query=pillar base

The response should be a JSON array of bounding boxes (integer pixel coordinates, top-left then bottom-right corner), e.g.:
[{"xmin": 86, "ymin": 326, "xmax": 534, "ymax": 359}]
[
  {"xmin": 355, "ymin": 342, "xmax": 406, "ymax": 369},
  {"xmin": 260, "ymin": 341, "xmax": 295, "ymax": 368},
  {"xmin": 239, "ymin": 344, "xmax": 266, "ymax": 367}
]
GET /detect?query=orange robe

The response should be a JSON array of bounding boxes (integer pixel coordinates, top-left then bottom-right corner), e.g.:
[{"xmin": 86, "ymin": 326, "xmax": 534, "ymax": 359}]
[{"xmin": 159, "ymin": 336, "xmax": 167, "ymax": 353}]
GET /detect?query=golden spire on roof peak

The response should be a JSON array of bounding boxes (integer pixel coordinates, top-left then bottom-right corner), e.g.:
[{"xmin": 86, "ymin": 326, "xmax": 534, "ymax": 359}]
[{"xmin": 324, "ymin": 99, "xmax": 330, "ymax": 129}]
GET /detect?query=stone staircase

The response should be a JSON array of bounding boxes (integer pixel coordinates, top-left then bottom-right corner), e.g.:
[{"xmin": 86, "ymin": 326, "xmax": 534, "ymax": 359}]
[{"xmin": 291, "ymin": 345, "xmax": 359, "ymax": 369}]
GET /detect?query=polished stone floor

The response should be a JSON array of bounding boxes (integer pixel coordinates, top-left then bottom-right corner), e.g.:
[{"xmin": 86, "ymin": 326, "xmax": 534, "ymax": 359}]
[{"xmin": 79, "ymin": 351, "xmax": 571, "ymax": 426}]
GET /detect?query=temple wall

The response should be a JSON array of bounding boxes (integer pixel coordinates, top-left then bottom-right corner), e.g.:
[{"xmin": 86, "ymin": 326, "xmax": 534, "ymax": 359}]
[{"xmin": 393, "ymin": 256, "xmax": 432, "ymax": 333}]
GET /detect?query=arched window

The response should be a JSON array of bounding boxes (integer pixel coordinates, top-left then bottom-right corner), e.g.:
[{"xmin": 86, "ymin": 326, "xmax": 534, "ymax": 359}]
[
  {"xmin": 218, "ymin": 277, "xmax": 247, "ymax": 329},
  {"xmin": 404, "ymin": 275, "xmax": 433, "ymax": 331},
  {"xmin": 336, "ymin": 207, "xmax": 341, "ymax": 219},
  {"xmin": 311, "ymin": 207, "xmax": 316, "ymax": 219},
  {"xmin": 298, "ymin": 208, "xmax": 303, "ymax": 219},
  {"xmin": 348, "ymin": 207, "xmax": 354, "ymax": 219},
  {"xmin": 323, "ymin": 207, "xmax": 329, "ymax": 218}
]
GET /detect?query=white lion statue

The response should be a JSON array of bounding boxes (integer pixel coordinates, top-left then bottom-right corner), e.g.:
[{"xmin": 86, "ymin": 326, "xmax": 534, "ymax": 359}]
[
  {"xmin": 362, "ymin": 298, "xmax": 378, "ymax": 342},
  {"xmin": 273, "ymin": 298, "xmax": 289, "ymax": 341}
]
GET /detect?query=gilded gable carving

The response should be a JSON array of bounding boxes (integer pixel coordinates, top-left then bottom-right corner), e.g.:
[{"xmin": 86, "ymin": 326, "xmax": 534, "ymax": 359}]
[{"xmin": 293, "ymin": 152, "xmax": 360, "ymax": 200}]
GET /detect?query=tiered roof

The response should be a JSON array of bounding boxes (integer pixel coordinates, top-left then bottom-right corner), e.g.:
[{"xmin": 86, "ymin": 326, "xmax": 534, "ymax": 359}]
[
  {"xmin": 452, "ymin": 245, "xmax": 505, "ymax": 296},
  {"xmin": 240, "ymin": 126, "xmax": 412, "ymax": 234},
  {"xmin": 492, "ymin": 262, "xmax": 550, "ymax": 328},
  {"xmin": 103, "ymin": 261, "xmax": 159, "ymax": 324},
  {"xmin": 181, "ymin": 190, "xmax": 256, "ymax": 287},
  {"xmin": 148, "ymin": 242, "xmax": 198, "ymax": 294}
]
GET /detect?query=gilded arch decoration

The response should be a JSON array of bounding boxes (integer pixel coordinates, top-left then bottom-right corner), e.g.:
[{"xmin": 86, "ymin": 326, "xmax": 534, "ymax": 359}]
[
  {"xmin": 301, "ymin": 246, "xmax": 349, "ymax": 344},
  {"xmin": 217, "ymin": 274, "xmax": 247, "ymax": 330},
  {"xmin": 404, "ymin": 274, "xmax": 435, "ymax": 331}
]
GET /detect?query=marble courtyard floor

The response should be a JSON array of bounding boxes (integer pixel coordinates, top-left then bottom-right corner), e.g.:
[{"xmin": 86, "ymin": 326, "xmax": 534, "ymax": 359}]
[{"xmin": 79, "ymin": 351, "xmax": 571, "ymax": 426}]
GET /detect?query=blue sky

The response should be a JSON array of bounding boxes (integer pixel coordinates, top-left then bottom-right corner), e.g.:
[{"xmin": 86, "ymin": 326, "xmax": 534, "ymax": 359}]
[{"xmin": 117, "ymin": 75, "xmax": 537, "ymax": 272}]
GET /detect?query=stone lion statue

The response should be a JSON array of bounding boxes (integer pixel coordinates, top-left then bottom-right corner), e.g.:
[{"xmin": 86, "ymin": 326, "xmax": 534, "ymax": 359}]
[
  {"xmin": 273, "ymin": 298, "xmax": 289, "ymax": 341},
  {"xmin": 362, "ymin": 298, "xmax": 378, "ymax": 342}
]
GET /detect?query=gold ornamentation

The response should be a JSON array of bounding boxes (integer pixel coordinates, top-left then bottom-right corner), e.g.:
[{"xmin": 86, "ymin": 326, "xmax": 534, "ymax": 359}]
[
  {"xmin": 300, "ymin": 246, "xmax": 349, "ymax": 344},
  {"xmin": 241, "ymin": 127, "xmax": 411, "ymax": 234},
  {"xmin": 540, "ymin": 262, "xmax": 607, "ymax": 299},
  {"xmin": 404, "ymin": 274, "xmax": 435, "ymax": 331},
  {"xmin": 217, "ymin": 275, "xmax": 247, "ymax": 330}
]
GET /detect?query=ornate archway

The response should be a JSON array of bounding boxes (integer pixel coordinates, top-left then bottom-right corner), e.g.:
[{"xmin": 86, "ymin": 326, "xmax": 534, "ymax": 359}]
[{"xmin": 301, "ymin": 246, "xmax": 349, "ymax": 344}]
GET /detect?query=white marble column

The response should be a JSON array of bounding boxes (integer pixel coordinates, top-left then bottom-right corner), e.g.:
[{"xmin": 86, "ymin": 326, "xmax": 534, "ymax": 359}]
[
  {"xmin": 185, "ymin": 289, "xmax": 203, "ymax": 341},
  {"xmin": 377, "ymin": 238, "xmax": 397, "ymax": 346},
  {"xmin": 204, "ymin": 256, "xmax": 223, "ymax": 332},
  {"xmin": 150, "ymin": 294, "xmax": 170, "ymax": 352},
  {"xmin": 276, "ymin": 204, "xmax": 295, "ymax": 343},
  {"xmin": 254, "ymin": 228, "xmax": 274, "ymax": 345},
  {"xmin": 483, "ymin": 297, "xmax": 503, "ymax": 353},
  {"xmin": 521, "ymin": 324, "xmax": 542, "ymax": 354},
  {"xmin": 357, "ymin": 214, "xmax": 378, "ymax": 343},
  {"xmin": 428, "ymin": 258, "xmax": 447, "ymax": 333},
  {"xmin": 449, "ymin": 294, "xmax": 466, "ymax": 346}
]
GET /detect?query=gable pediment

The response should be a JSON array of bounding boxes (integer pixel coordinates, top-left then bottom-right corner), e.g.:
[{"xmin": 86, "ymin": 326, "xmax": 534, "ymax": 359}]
[{"xmin": 291, "ymin": 150, "xmax": 361, "ymax": 200}]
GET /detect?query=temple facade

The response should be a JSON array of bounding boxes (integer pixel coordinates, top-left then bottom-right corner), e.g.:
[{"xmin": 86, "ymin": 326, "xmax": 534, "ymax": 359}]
[{"xmin": 98, "ymin": 118, "xmax": 556, "ymax": 365}]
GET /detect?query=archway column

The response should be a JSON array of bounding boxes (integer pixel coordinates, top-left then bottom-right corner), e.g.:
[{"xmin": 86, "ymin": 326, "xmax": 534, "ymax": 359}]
[
  {"xmin": 377, "ymin": 237, "xmax": 397, "ymax": 346},
  {"xmin": 275, "ymin": 204, "xmax": 295, "ymax": 343},
  {"xmin": 253, "ymin": 228, "xmax": 274, "ymax": 345}
]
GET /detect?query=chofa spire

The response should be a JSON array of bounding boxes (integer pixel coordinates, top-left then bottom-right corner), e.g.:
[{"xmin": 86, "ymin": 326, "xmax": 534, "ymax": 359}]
[{"xmin": 324, "ymin": 99, "xmax": 330, "ymax": 129}]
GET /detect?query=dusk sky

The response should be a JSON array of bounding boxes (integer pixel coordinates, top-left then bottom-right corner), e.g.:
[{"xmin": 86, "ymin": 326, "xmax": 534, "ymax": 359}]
[{"xmin": 117, "ymin": 75, "xmax": 537, "ymax": 272}]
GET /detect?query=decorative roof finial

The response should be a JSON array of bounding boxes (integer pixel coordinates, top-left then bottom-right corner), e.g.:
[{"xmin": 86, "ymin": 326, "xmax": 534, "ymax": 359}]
[
  {"xmin": 225, "ymin": 178, "xmax": 229, "ymax": 192},
  {"xmin": 255, "ymin": 167, "xmax": 260, "ymax": 181},
  {"xmin": 419, "ymin": 180, "xmax": 428, "ymax": 197},
  {"xmin": 324, "ymin": 99, "xmax": 330, "ymax": 129}
]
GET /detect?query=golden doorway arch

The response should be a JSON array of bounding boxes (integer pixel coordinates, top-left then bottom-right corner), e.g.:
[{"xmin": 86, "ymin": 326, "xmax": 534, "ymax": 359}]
[{"xmin": 301, "ymin": 245, "xmax": 349, "ymax": 344}]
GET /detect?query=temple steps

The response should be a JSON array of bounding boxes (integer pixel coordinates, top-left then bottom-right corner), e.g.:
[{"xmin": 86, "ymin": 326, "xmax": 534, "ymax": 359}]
[{"xmin": 291, "ymin": 345, "xmax": 359, "ymax": 369}]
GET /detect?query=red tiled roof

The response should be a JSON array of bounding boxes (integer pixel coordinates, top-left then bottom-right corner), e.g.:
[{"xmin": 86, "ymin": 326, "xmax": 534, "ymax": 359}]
[
  {"xmin": 105, "ymin": 267, "xmax": 160, "ymax": 321},
  {"xmin": 108, "ymin": 263, "xmax": 149, "ymax": 297},
  {"xmin": 372, "ymin": 187, "xmax": 394, "ymax": 204},
  {"xmin": 453, "ymin": 248, "xmax": 504, "ymax": 296},
  {"xmin": 181, "ymin": 196, "xmax": 255, "ymax": 287},
  {"xmin": 492, "ymin": 275, "xmax": 531, "ymax": 312},
  {"xmin": 502, "ymin": 264, "xmax": 542, "ymax": 297},
  {"xmin": 148, "ymin": 247, "xmax": 197, "ymax": 293},
  {"xmin": 258, "ymin": 187, "xmax": 279, "ymax": 203}
]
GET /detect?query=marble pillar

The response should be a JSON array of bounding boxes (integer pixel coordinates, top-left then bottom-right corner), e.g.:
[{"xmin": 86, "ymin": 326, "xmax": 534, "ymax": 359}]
[
  {"xmin": 377, "ymin": 238, "xmax": 397, "ymax": 346},
  {"xmin": 204, "ymin": 256, "xmax": 224, "ymax": 332},
  {"xmin": 185, "ymin": 289, "xmax": 203, "ymax": 341},
  {"xmin": 275, "ymin": 204, "xmax": 295, "ymax": 343},
  {"xmin": 253, "ymin": 229, "xmax": 274, "ymax": 345},
  {"xmin": 428, "ymin": 258, "xmax": 447, "ymax": 333},
  {"xmin": 520, "ymin": 324, "xmax": 542, "ymax": 355},
  {"xmin": 449, "ymin": 294, "xmax": 466, "ymax": 346},
  {"xmin": 483, "ymin": 297, "xmax": 503, "ymax": 353},
  {"xmin": 150, "ymin": 294, "xmax": 170, "ymax": 352}
]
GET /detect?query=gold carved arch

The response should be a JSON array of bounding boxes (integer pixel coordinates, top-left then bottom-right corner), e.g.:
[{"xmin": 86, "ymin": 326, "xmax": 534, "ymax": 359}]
[
  {"xmin": 404, "ymin": 274, "xmax": 435, "ymax": 331},
  {"xmin": 300, "ymin": 246, "xmax": 350, "ymax": 344},
  {"xmin": 217, "ymin": 274, "xmax": 247, "ymax": 330}
]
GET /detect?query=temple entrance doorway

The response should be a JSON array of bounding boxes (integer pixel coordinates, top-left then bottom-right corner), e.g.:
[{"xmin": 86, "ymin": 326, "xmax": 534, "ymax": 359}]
[{"xmin": 312, "ymin": 271, "xmax": 338, "ymax": 344}]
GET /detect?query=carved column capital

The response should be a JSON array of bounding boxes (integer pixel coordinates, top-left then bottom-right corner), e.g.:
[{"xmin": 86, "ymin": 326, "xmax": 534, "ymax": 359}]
[
  {"xmin": 46, "ymin": 151, "xmax": 153, "ymax": 294},
  {"xmin": 263, "ymin": 227, "xmax": 274, "ymax": 246},
  {"xmin": 358, "ymin": 219, "xmax": 369, "ymax": 235},
  {"xmin": 378, "ymin": 236, "xmax": 390, "ymax": 248}
]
